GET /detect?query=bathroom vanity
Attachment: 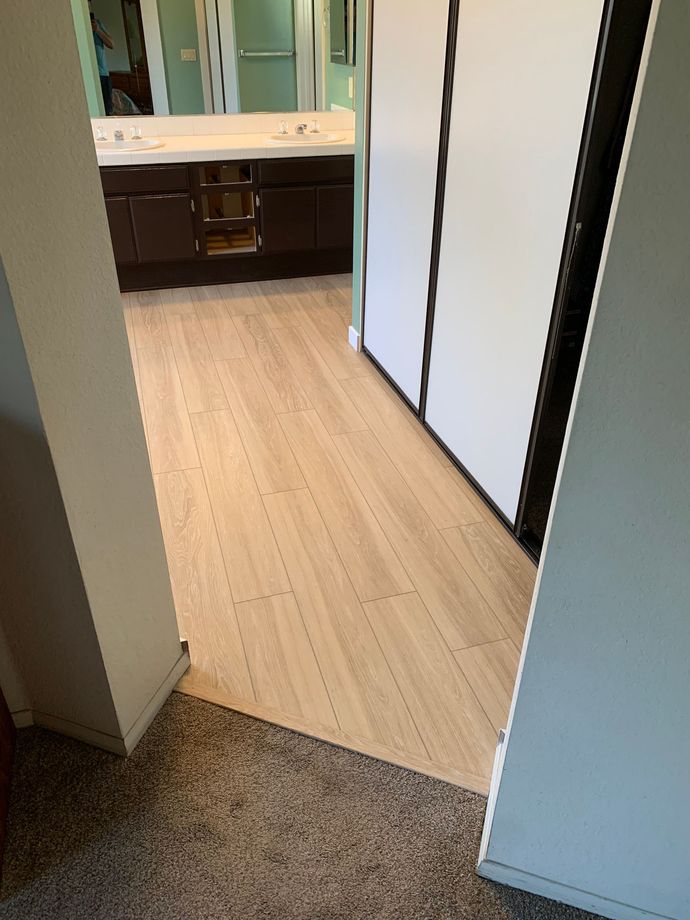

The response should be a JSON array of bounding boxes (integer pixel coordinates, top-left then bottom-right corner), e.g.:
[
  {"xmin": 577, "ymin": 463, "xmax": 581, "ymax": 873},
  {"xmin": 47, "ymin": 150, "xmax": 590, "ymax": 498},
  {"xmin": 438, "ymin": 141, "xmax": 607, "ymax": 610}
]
[{"xmin": 101, "ymin": 154, "xmax": 354, "ymax": 292}]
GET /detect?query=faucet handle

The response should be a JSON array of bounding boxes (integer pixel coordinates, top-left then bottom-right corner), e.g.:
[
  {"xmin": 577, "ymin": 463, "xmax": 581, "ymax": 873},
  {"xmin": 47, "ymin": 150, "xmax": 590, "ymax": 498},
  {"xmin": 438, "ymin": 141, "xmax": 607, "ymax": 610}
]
[
  {"xmin": 95, "ymin": 126, "xmax": 108, "ymax": 141},
  {"xmin": 130, "ymin": 125, "xmax": 142, "ymax": 140},
  {"xmin": 278, "ymin": 120, "xmax": 289, "ymax": 135},
  {"xmin": 309, "ymin": 120, "xmax": 320, "ymax": 134}
]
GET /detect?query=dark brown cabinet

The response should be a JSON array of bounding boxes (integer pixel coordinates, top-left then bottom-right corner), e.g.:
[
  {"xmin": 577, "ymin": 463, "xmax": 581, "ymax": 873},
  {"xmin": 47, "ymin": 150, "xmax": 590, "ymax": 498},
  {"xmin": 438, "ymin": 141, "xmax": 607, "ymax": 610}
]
[
  {"xmin": 104, "ymin": 197, "xmax": 137, "ymax": 264},
  {"xmin": 101, "ymin": 155, "xmax": 354, "ymax": 290},
  {"xmin": 260, "ymin": 187, "xmax": 317, "ymax": 253},
  {"xmin": 317, "ymin": 184, "xmax": 354, "ymax": 249},
  {"xmin": 130, "ymin": 194, "xmax": 196, "ymax": 262}
]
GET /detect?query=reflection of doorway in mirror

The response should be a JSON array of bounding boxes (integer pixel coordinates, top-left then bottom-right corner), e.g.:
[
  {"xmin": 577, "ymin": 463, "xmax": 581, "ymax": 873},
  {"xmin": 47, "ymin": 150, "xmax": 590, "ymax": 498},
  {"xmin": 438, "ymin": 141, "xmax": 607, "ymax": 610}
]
[
  {"xmin": 233, "ymin": 0, "xmax": 300, "ymax": 111},
  {"xmin": 90, "ymin": 0, "xmax": 154, "ymax": 114}
]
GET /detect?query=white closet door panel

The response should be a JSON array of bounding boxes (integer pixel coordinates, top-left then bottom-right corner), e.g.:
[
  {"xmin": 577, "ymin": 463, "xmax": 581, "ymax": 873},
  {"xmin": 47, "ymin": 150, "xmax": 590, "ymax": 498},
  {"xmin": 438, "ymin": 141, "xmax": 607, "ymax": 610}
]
[
  {"xmin": 425, "ymin": 0, "xmax": 604, "ymax": 520},
  {"xmin": 363, "ymin": 0, "xmax": 450, "ymax": 406}
]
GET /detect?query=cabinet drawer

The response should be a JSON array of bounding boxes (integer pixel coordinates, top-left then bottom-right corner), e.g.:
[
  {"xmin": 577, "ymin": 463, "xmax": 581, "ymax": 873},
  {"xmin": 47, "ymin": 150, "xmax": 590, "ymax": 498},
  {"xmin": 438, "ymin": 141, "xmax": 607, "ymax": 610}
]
[
  {"xmin": 258, "ymin": 156, "xmax": 354, "ymax": 187},
  {"xmin": 101, "ymin": 165, "xmax": 190, "ymax": 195}
]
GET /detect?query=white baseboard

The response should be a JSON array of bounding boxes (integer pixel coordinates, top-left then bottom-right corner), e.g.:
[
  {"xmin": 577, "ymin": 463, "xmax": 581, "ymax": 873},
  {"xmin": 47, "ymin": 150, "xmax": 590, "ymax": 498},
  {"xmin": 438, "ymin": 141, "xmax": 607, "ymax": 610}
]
[
  {"xmin": 121, "ymin": 641, "xmax": 190, "ymax": 753},
  {"xmin": 348, "ymin": 325, "xmax": 361, "ymax": 351},
  {"xmin": 11, "ymin": 709, "xmax": 34, "ymax": 729},
  {"xmin": 477, "ymin": 860, "xmax": 673, "ymax": 920},
  {"xmin": 15, "ymin": 642, "xmax": 190, "ymax": 756}
]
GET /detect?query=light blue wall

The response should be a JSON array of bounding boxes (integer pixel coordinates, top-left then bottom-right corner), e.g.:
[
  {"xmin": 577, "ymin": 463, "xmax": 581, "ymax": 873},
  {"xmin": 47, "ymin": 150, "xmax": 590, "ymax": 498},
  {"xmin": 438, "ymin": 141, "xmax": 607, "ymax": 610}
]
[{"xmin": 483, "ymin": 6, "xmax": 690, "ymax": 917}]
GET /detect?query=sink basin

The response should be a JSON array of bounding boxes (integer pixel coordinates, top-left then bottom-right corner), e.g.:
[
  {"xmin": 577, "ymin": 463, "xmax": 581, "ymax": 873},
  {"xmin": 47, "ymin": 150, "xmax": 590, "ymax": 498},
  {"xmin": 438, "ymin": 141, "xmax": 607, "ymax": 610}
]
[
  {"xmin": 96, "ymin": 138, "xmax": 164, "ymax": 151},
  {"xmin": 266, "ymin": 133, "xmax": 344, "ymax": 145}
]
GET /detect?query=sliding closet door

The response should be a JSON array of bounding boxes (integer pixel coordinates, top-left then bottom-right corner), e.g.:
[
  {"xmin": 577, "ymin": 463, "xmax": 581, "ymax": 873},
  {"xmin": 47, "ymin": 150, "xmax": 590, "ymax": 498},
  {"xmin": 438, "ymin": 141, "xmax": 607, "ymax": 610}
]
[
  {"xmin": 425, "ymin": 0, "xmax": 605, "ymax": 520},
  {"xmin": 362, "ymin": 0, "xmax": 450, "ymax": 407}
]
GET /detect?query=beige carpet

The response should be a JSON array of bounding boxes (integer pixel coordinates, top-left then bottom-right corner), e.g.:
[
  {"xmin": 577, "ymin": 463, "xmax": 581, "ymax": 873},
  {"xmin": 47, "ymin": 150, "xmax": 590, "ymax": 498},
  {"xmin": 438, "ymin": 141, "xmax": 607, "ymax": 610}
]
[{"xmin": 1, "ymin": 694, "xmax": 602, "ymax": 919}]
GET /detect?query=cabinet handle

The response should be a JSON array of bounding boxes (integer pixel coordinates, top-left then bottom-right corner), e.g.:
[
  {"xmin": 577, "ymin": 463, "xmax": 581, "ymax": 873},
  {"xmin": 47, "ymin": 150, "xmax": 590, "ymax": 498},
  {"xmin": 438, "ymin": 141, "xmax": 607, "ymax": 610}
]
[
  {"xmin": 255, "ymin": 194, "xmax": 260, "ymax": 208},
  {"xmin": 195, "ymin": 239, "xmax": 200, "ymax": 253},
  {"xmin": 190, "ymin": 199, "xmax": 196, "ymax": 213}
]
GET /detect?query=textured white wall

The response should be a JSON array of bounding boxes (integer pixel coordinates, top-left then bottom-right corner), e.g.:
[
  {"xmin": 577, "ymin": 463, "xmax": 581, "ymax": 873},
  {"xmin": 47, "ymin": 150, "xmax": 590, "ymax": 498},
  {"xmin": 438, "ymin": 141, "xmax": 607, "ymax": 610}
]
[
  {"xmin": 0, "ymin": 1, "xmax": 184, "ymax": 742},
  {"xmin": 481, "ymin": 3, "xmax": 690, "ymax": 917}
]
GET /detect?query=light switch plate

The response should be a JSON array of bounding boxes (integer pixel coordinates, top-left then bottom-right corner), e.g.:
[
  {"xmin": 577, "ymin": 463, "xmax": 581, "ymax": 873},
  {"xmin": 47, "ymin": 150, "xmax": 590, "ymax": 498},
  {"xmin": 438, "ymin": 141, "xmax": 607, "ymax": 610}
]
[{"xmin": 181, "ymin": 48, "xmax": 197, "ymax": 62}]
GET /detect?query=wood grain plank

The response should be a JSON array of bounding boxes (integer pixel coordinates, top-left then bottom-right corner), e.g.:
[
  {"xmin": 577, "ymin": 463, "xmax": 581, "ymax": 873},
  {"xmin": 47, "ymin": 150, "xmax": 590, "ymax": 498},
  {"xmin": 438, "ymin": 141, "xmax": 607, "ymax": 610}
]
[
  {"xmin": 158, "ymin": 286, "xmax": 197, "ymax": 315},
  {"xmin": 154, "ymin": 469, "xmax": 254, "ymax": 699},
  {"xmin": 234, "ymin": 313, "xmax": 312, "ymax": 413},
  {"xmin": 298, "ymin": 304, "xmax": 372, "ymax": 380},
  {"xmin": 122, "ymin": 294, "xmax": 146, "ymax": 422},
  {"xmin": 191, "ymin": 286, "xmax": 246, "ymax": 360},
  {"xmin": 279, "ymin": 326, "xmax": 367, "ymax": 434},
  {"xmin": 263, "ymin": 488, "xmax": 427, "ymax": 755},
  {"xmin": 217, "ymin": 281, "xmax": 265, "ymax": 317},
  {"xmin": 279, "ymin": 410, "xmax": 413, "ymax": 602},
  {"xmin": 138, "ymin": 344, "xmax": 200, "ymax": 473},
  {"xmin": 365, "ymin": 593, "xmax": 497, "ymax": 775},
  {"xmin": 215, "ymin": 357, "xmax": 305, "ymax": 494},
  {"xmin": 303, "ymin": 275, "xmax": 352, "ymax": 326},
  {"xmin": 333, "ymin": 430, "xmax": 505, "ymax": 649},
  {"xmin": 342, "ymin": 375, "xmax": 485, "ymax": 527},
  {"xmin": 166, "ymin": 312, "xmax": 228, "ymax": 413},
  {"xmin": 454, "ymin": 639, "xmax": 520, "ymax": 733},
  {"xmin": 441, "ymin": 522, "xmax": 535, "ymax": 646},
  {"xmin": 192, "ymin": 409, "xmax": 290, "ymax": 601},
  {"xmin": 236, "ymin": 593, "xmax": 337, "ymax": 728},
  {"xmin": 250, "ymin": 279, "xmax": 306, "ymax": 329},
  {"xmin": 130, "ymin": 288, "xmax": 170, "ymax": 348}
]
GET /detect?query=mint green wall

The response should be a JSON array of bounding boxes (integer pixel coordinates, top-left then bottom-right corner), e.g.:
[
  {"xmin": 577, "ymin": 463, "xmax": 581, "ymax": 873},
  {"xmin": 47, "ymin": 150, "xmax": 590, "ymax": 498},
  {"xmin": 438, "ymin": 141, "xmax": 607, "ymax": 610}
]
[
  {"xmin": 70, "ymin": 0, "xmax": 105, "ymax": 117},
  {"xmin": 234, "ymin": 0, "xmax": 298, "ymax": 112},
  {"xmin": 326, "ymin": 61, "xmax": 354, "ymax": 110},
  {"xmin": 351, "ymin": 0, "xmax": 367, "ymax": 334},
  {"xmin": 157, "ymin": 0, "xmax": 205, "ymax": 114}
]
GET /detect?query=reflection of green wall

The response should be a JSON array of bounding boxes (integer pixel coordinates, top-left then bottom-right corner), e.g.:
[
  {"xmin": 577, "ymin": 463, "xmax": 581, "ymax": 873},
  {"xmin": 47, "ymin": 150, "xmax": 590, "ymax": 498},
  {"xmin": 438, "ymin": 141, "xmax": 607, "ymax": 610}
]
[
  {"xmin": 233, "ymin": 0, "xmax": 298, "ymax": 112},
  {"xmin": 326, "ymin": 61, "xmax": 354, "ymax": 111},
  {"xmin": 70, "ymin": 0, "xmax": 105, "ymax": 116},
  {"xmin": 157, "ymin": 0, "xmax": 205, "ymax": 114}
]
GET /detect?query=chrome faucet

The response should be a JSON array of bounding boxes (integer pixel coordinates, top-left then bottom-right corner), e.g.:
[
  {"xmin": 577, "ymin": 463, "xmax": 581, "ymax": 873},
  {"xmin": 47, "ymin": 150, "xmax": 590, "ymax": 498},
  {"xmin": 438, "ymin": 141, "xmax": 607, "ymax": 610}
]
[
  {"xmin": 295, "ymin": 123, "xmax": 308, "ymax": 135},
  {"xmin": 114, "ymin": 128, "xmax": 125, "ymax": 141}
]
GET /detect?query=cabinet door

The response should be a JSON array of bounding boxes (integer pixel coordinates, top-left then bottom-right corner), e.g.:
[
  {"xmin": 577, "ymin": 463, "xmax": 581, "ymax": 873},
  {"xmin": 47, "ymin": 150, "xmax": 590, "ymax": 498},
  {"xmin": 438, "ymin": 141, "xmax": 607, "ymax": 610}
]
[
  {"xmin": 104, "ymin": 197, "xmax": 137, "ymax": 264},
  {"xmin": 259, "ymin": 187, "xmax": 316, "ymax": 253},
  {"xmin": 130, "ymin": 193, "xmax": 196, "ymax": 262},
  {"xmin": 317, "ymin": 184, "xmax": 354, "ymax": 249}
]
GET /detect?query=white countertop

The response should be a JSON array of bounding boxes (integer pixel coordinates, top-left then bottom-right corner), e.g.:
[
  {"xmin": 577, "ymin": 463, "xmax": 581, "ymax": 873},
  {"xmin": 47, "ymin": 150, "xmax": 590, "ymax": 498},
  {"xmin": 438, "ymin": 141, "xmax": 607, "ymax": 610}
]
[{"xmin": 95, "ymin": 130, "xmax": 355, "ymax": 166}]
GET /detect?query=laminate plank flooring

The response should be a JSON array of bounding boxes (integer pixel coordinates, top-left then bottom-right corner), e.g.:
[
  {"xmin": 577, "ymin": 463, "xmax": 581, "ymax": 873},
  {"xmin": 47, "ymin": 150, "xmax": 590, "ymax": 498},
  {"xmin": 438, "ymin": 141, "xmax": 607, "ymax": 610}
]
[
  {"xmin": 333, "ymin": 430, "xmax": 505, "ymax": 649},
  {"xmin": 166, "ymin": 313, "xmax": 228, "ymax": 413},
  {"xmin": 263, "ymin": 488, "xmax": 426, "ymax": 755},
  {"xmin": 454, "ymin": 639, "xmax": 521, "ymax": 733},
  {"xmin": 235, "ymin": 593, "xmax": 338, "ymax": 728},
  {"xmin": 215, "ymin": 357, "xmax": 305, "ymax": 495},
  {"xmin": 191, "ymin": 409, "xmax": 290, "ymax": 602},
  {"xmin": 123, "ymin": 275, "xmax": 536, "ymax": 790},
  {"xmin": 154, "ymin": 469, "xmax": 253, "ymax": 699},
  {"xmin": 138, "ymin": 344, "xmax": 200, "ymax": 474},
  {"xmin": 342, "ymin": 375, "xmax": 485, "ymax": 528},
  {"xmin": 279, "ymin": 410, "xmax": 412, "ymax": 602}
]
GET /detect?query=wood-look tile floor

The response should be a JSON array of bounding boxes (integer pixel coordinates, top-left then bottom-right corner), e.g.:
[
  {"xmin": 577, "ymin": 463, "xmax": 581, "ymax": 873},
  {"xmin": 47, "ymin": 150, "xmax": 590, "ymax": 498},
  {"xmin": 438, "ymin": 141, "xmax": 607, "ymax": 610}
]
[{"xmin": 123, "ymin": 275, "xmax": 536, "ymax": 793}]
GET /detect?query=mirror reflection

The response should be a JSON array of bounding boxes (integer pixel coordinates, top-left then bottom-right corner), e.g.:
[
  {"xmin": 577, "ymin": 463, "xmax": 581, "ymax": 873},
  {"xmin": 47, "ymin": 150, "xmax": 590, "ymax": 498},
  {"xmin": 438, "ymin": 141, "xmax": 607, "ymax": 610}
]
[{"xmin": 71, "ymin": 0, "xmax": 357, "ymax": 117}]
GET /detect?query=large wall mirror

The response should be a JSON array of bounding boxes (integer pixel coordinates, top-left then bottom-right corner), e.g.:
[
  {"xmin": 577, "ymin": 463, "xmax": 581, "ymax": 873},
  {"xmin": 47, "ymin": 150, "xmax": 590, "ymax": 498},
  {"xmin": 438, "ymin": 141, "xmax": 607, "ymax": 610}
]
[{"xmin": 71, "ymin": 0, "xmax": 357, "ymax": 117}]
